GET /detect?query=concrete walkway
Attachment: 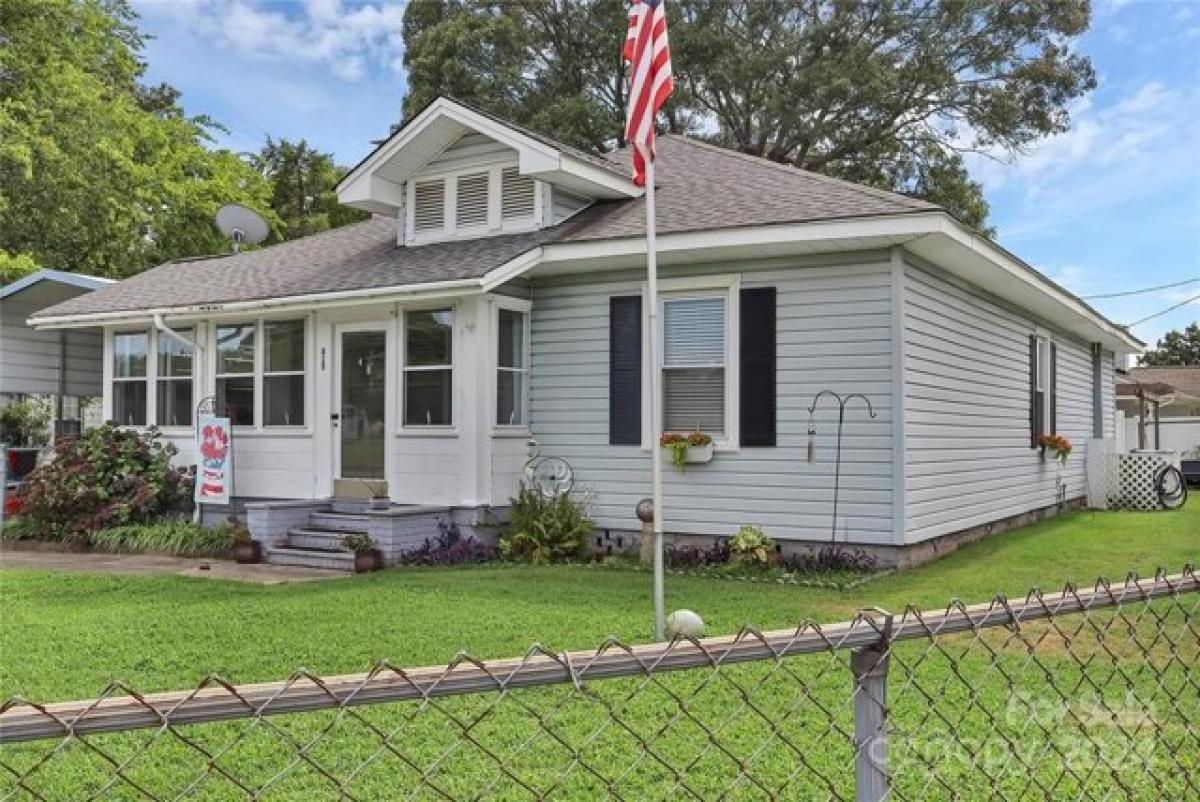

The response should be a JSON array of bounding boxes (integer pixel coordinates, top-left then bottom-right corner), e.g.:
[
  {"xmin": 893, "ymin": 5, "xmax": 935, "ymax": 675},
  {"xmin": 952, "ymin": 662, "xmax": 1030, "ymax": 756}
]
[{"xmin": 0, "ymin": 548, "xmax": 348, "ymax": 584}]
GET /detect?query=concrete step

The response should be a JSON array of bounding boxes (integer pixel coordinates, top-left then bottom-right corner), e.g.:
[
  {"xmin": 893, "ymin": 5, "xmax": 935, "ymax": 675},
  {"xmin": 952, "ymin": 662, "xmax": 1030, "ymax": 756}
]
[
  {"xmin": 265, "ymin": 545, "xmax": 355, "ymax": 572},
  {"xmin": 308, "ymin": 512, "xmax": 370, "ymax": 533},
  {"xmin": 287, "ymin": 528, "xmax": 356, "ymax": 550}
]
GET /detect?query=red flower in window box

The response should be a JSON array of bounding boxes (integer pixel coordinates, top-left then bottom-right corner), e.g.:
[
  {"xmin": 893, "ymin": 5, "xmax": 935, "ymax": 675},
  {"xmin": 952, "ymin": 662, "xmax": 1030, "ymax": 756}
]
[{"xmin": 1037, "ymin": 434, "xmax": 1072, "ymax": 465}]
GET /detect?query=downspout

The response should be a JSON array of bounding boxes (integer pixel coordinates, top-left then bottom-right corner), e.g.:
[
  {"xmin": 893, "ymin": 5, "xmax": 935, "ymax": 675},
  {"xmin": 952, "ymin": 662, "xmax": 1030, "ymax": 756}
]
[{"xmin": 154, "ymin": 315, "xmax": 204, "ymax": 524}]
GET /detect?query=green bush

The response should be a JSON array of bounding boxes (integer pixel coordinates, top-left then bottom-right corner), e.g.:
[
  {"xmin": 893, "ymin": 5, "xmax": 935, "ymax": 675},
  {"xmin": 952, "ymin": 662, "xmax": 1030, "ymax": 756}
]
[
  {"xmin": 499, "ymin": 483, "xmax": 593, "ymax": 564},
  {"xmin": 89, "ymin": 521, "xmax": 235, "ymax": 558},
  {"xmin": 19, "ymin": 423, "xmax": 192, "ymax": 539},
  {"xmin": 727, "ymin": 525, "xmax": 776, "ymax": 567},
  {"xmin": 0, "ymin": 397, "xmax": 51, "ymax": 447}
]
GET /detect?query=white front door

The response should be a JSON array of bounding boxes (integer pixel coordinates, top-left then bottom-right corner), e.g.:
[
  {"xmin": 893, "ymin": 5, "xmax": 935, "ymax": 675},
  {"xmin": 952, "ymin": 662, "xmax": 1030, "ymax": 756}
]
[{"xmin": 333, "ymin": 323, "xmax": 389, "ymax": 480}]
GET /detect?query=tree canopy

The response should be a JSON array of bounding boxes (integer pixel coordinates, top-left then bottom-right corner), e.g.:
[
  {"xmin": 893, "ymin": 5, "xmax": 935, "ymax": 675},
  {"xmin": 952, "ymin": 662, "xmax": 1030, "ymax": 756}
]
[
  {"xmin": 1140, "ymin": 323, "xmax": 1200, "ymax": 367},
  {"xmin": 401, "ymin": 0, "xmax": 1097, "ymax": 232},
  {"xmin": 250, "ymin": 138, "xmax": 368, "ymax": 242},
  {"xmin": 0, "ymin": 0, "xmax": 277, "ymax": 278}
]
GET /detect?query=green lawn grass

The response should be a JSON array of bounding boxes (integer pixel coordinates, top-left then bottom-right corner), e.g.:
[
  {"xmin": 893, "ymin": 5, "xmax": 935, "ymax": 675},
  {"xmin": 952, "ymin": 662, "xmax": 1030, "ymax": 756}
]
[{"xmin": 1, "ymin": 506, "xmax": 1196, "ymax": 800}]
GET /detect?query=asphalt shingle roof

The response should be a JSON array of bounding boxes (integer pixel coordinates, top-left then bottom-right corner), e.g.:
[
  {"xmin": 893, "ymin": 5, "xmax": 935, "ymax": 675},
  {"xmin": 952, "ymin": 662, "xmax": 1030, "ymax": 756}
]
[
  {"xmin": 34, "ymin": 134, "xmax": 938, "ymax": 319},
  {"xmin": 1124, "ymin": 367, "xmax": 1200, "ymax": 399}
]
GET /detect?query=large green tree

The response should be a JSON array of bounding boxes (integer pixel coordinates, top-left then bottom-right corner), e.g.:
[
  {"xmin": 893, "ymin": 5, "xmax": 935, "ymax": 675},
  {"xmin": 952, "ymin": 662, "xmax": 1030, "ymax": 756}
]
[
  {"xmin": 1140, "ymin": 323, "xmax": 1200, "ymax": 367},
  {"xmin": 251, "ymin": 137, "xmax": 368, "ymax": 241},
  {"xmin": 0, "ymin": 0, "xmax": 277, "ymax": 278},
  {"xmin": 401, "ymin": 0, "xmax": 1097, "ymax": 232}
]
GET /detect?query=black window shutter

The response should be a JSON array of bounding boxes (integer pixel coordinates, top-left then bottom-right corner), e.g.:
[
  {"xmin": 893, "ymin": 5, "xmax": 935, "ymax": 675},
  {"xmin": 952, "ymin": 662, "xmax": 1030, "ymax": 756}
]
[
  {"xmin": 609, "ymin": 296, "xmax": 642, "ymax": 445},
  {"xmin": 1049, "ymin": 342, "xmax": 1058, "ymax": 435},
  {"xmin": 1028, "ymin": 335, "xmax": 1039, "ymax": 447},
  {"xmin": 739, "ymin": 287, "xmax": 777, "ymax": 447}
]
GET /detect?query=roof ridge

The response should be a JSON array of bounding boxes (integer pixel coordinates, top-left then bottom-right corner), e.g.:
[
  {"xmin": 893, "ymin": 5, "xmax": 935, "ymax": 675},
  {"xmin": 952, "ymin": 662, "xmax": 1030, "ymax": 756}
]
[{"xmin": 658, "ymin": 134, "xmax": 938, "ymax": 211}]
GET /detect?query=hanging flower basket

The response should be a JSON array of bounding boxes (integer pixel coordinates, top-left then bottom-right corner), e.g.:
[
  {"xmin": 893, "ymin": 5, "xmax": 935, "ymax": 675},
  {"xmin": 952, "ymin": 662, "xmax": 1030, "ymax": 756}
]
[
  {"xmin": 1037, "ymin": 434, "xmax": 1073, "ymax": 466},
  {"xmin": 660, "ymin": 432, "xmax": 714, "ymax": 473}
]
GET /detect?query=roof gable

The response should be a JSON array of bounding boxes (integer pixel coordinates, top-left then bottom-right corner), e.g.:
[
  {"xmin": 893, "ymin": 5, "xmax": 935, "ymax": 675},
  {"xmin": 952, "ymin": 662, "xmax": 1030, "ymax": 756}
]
[{"xmin": 337, "ymin": 97, "xmax": 640, "ymax": 215}]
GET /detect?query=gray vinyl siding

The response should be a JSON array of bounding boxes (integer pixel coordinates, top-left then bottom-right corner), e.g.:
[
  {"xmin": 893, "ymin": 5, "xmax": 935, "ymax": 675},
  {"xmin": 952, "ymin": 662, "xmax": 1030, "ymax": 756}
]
[
  {"xmin": 551, "ymin": 188, "xmax": 590, "ymax": 224},
  {"xmin": 424, "ymin": 132, "xmax": 513, "ymax": 172},
  {"xmin": 902, "ymin": 259, "xmax": 1097, "ymax": 543},
  {"xmin": 1, "ymin": 285, "xmax": 103, "ymax": 398},
  {"xmin": 529, "ymin": 254, "xmax": 897, "ymax": 545}
]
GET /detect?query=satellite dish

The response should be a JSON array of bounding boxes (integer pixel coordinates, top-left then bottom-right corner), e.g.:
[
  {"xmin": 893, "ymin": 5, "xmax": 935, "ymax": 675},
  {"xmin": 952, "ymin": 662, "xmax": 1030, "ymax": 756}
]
[{"xmin": 215, "ymin": 204, "xmax": 269, "ymax": 252}]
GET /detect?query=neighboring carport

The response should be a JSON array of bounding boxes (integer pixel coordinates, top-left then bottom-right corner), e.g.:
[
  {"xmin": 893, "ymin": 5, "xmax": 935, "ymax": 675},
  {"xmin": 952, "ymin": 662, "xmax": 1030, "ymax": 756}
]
[{"xmin": 1, "ymin": 269, "xmax": 113, "ymax": 435}]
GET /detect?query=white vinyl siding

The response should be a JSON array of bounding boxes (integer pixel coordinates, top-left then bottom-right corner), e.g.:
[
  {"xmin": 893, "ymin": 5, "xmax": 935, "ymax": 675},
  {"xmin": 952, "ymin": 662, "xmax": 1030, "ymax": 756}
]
[
  {"xmin": 412, "ymin": 180, "xmax": 445, "ymax": 233},
  {"xmin": 1, "ymin": 285, "xmax": 104, "ymax": 398},
  {"xmin": 529, "ymin": 255, "xmax": 897, "ymax": 544},
  {"xmin": 902, "ymin": 259, "xmax": 1098, "ymax": 543},
  {"xmin": 501, "ymin": 167, "xmax": 536, "ymax": 220}
]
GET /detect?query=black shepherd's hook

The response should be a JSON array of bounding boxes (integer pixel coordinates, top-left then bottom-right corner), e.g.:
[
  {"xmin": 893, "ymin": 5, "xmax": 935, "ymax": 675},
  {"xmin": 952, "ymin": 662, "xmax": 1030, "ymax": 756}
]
[{"xmin": 807, "ymin": 390, "xmax": 877, "ymax": 543}]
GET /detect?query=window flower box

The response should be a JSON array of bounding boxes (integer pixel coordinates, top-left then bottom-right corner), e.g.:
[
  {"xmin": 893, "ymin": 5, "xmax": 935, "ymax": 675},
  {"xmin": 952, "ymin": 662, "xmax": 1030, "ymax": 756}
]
[{"xmin": 660, "ymin": 432, "xmax": 714, "ymax": 473}]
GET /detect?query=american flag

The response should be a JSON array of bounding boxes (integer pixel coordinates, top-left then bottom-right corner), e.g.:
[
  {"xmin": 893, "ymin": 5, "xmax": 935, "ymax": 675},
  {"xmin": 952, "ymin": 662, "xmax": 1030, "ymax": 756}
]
[{"xmin": 623, "ymin": 0, "xmax": 674, "ymax": 187}]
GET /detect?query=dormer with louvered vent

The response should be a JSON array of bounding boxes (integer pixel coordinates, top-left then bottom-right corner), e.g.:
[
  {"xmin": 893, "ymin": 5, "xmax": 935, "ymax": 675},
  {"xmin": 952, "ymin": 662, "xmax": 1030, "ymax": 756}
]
[{"xmin": 337, "ymin": 97, "xmax": 640, "ymax": 246}]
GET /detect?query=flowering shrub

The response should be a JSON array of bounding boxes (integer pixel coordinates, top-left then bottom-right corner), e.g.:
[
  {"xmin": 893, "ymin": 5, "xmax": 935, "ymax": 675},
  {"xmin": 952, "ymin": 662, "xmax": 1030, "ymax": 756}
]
[
  {"xmin": 18, "ymin": 424, "xmax": 193, "ymax": 540},
  {"xmin": 1037, "ymin": 434, "xmax": 1073, "ymax": 465}
]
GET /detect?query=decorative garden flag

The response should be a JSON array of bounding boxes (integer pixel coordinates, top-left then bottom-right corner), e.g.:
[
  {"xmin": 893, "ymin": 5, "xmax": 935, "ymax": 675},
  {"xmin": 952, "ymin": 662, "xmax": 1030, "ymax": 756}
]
[{"xmin": 196, "ymin": 415, "xmax": 232, "ymax": 505}]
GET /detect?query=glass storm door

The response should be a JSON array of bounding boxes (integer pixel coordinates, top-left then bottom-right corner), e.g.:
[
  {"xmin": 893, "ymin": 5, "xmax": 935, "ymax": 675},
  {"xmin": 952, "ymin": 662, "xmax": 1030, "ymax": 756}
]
[{"xmin": 336, "ymin": 327, "xmax": 387, "ymax": 480}]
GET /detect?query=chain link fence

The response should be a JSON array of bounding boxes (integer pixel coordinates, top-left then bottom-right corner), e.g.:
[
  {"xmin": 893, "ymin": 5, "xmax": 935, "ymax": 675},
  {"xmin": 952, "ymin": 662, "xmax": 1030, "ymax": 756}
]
[{"xmin": 1, "ymin": 567, "xmax": 1196, "ymax": 801}]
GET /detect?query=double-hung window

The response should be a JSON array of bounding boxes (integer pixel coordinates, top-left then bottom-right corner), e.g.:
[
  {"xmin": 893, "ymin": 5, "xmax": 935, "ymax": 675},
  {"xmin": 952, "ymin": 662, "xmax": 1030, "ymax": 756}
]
[
  {"xmin": 156, "ymin": 330, "xmax": 193, "ymax": 427},
  {"xmin": 215, "ymin": 323, "xmax": 256, "ymax": 426},
  {"xmin": 112, "ymin": 332, "xmax": 148, "ymax": 426},
  {"xmin": 496, "ymin": 308, "xmax": 528, "ymax": 426},
  {"xmin": 264, "ymin": 320, "xmax": 305, "ymax": 426},
  {"xmin": 662, "ymin": 295, "xmax": 727, "ymax": 437},
  {"xmin": 404, "ymin": 309, "xmax": 454, "ymax": 426}
]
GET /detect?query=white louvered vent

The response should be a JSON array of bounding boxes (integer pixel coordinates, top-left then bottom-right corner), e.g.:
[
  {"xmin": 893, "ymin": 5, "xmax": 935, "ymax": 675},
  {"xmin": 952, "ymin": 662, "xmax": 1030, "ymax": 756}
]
[
  {"xmin": 413, "ymin": 180, "xmax": 445, "ymax": 233},
  {"xmin": 456, "ymin": 172, "xmax": 490, "ymax": 228},
  {"xmin": 501, "ymin": 167, "xmax": 536, "ymax": 220}
]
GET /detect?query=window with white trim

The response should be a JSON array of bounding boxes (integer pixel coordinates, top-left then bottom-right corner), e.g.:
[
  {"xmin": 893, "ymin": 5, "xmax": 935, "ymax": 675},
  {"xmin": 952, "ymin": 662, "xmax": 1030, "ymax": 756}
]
[
  {"xmin": 112, "ymin": 332, "xmax": 148, "ymax": 426},
  {"xmin": 156, "ymin": 329, "xmax": 193, "ymax": 427},
  {"xmin": 662, "ymin": 295, "xmax": 727, "ymax": 436},
  {"xmin": 215, "ymin": 323, "xmax": 255, "ymax": 426},
  {"xmin": 496, "ymin": 308, "xmax": 528, "ymax": 426},
  {"xmin": 404, "ymin": 308, "xmax": 454, "ymax": 426},
  {"xmin": 264, "ymin": 320, "xmax": 305, "ymax": 426}
]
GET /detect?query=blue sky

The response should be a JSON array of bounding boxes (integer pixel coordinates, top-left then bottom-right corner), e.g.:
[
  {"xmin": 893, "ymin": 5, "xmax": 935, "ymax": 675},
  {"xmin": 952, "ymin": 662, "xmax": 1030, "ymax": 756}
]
[{"xmin": 134, "ymin": 0, "xmax": 1199, "ymax": 349}]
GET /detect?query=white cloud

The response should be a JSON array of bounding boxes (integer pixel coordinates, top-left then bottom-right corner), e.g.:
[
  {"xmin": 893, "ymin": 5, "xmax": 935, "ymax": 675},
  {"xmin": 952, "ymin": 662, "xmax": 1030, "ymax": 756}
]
[
  {"xmin": 965, "ymin": 78, "xmax": 1200, "ymax": 241},
  {"xmin": 135, "ymin": 0, "xmax": 406, "ymax": 82}
]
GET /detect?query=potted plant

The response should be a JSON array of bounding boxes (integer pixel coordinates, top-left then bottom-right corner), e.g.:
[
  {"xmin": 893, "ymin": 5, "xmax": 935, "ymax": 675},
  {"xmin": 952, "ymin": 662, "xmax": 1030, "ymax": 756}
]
[
  {"xmin": 361, "ymin": 480, "xmax": 390, "ymax": 511},
  {"xmin": 343, "ymin": 533, "xmax": 383, "ymax": 573},
  {"xmin": 659, "ymin": 431, "xmax": 714, "ymax": 474},
  {"xmin": 1036, "ymin": 434, "xmax": 1073, "ymax": 465},
  {"xmin": 231, "ymin": 521, "xmax": 262, "ymax": 564}
]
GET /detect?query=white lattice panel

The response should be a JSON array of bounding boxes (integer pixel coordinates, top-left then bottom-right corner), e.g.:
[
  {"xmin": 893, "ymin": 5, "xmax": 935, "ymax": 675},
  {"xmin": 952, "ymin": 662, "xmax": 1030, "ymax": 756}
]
[{"xmin": 1106, "ymin": 452, "xmax": 1177, "ymax": 511}]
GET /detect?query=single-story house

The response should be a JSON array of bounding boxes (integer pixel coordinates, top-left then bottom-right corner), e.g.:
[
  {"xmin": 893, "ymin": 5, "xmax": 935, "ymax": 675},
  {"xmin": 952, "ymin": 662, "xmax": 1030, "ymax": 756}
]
[
  {"xmin": 28, "ymin": 97, "xmax": 1142, "ymax": 568},
  {"xmin": 1, "ymin": 269, "xmax": 112, "ymax": 432}
]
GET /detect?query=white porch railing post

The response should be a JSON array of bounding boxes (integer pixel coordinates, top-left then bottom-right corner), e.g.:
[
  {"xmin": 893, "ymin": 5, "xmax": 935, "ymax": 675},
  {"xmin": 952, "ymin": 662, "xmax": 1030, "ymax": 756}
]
[{"xmin": 851, "ymin": 645, "xmax": 890, "ymax": 802}]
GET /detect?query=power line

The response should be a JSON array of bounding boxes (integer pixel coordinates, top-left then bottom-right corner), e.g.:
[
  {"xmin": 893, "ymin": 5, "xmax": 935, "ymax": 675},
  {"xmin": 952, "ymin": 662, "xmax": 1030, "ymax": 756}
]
[
  {"xmin": 1125, "ymin": 292, "xmax": 1200, "ymax": 328},
  {"xmin": 1082, "ymin": 277, "xmax": 1200, "ymax": 300}
]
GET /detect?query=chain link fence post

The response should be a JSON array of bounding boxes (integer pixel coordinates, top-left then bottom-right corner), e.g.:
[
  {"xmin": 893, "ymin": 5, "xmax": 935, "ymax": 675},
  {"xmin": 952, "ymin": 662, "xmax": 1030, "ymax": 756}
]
[{"xmin": 851, "ymin": 645, "xmax": 890, "ymax": 802}]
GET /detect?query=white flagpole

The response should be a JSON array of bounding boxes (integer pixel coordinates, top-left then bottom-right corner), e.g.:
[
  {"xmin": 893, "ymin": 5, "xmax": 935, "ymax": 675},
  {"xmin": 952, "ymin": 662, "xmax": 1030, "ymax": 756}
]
[{"xmin": 644, "ymin": 153, "xmax": 666, "ymax": 641}]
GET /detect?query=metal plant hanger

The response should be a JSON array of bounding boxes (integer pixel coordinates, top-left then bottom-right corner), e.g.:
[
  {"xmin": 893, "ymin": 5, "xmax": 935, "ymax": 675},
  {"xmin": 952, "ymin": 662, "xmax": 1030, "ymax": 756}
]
[{"xmin": 806, "ymin": 390, "xmax": 877, "ymax": 543}]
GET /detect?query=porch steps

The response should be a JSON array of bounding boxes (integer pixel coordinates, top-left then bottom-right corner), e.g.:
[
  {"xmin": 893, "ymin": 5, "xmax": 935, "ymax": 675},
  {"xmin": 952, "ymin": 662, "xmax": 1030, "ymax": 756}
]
[
  {"xmin": 264, "ymin": 544, "xmax": 355, "ymax": 572},
  {"xmin": 307, "ymin": 512, "xmax": 370, "ymax": 533},
  {"xmin": 287, "ymin": 529, "xmax": 354, "ymax": 550}
]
